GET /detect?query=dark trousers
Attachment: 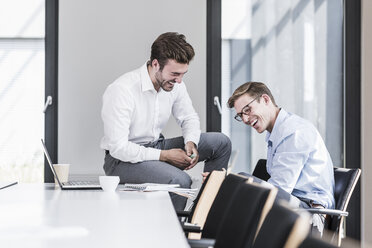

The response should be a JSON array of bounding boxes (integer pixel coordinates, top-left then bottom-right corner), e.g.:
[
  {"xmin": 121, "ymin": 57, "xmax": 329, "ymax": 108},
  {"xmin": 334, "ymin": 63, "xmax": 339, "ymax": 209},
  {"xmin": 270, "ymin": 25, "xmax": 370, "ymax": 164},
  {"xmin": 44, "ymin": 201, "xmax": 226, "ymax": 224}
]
[{"xmin": 103, "ymin": 132, "xmax": 231, "ymax": 211}]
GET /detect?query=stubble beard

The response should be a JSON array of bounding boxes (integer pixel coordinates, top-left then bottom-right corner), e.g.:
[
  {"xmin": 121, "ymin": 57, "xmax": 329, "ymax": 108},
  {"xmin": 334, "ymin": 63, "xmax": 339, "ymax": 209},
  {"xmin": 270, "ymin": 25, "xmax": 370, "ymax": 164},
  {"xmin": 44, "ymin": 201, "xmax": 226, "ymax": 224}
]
[{"xmin": 155, "ymin": 71, "xmax": 174, "ymax": 92}]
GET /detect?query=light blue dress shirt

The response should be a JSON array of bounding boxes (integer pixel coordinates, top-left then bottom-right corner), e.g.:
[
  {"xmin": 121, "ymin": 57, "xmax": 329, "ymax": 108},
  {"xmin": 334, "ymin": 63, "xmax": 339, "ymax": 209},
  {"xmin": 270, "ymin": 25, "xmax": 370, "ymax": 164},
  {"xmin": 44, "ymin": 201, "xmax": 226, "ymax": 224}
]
[{"xmin": 266, "ymin": 109, "xmax": 335, "ymax": 208}]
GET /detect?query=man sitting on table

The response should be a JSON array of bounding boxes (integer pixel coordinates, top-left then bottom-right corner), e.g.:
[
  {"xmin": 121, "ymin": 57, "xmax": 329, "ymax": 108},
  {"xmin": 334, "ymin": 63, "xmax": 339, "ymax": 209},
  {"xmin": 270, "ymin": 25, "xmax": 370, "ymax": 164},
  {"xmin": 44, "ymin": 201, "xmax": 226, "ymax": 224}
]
[
  {"xmin": 100, "ymin": 32, "xmax": 231, "ymax": 211},
  {"xmin": 227, "ymin": 81, "xmax": 335, "ymax": 234}
]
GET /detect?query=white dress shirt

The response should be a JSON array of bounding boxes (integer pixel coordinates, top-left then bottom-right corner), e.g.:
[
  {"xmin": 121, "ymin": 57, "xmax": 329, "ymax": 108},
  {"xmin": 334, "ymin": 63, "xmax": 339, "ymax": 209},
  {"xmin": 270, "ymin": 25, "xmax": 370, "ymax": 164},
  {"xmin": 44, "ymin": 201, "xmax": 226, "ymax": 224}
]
[
  {"xmin": 266, "ymin": 109, "xmax": 335, "ymax": 208},
  {"xmin": 100, "ymin": 63, "xmax": 201, "ymax": 163}
]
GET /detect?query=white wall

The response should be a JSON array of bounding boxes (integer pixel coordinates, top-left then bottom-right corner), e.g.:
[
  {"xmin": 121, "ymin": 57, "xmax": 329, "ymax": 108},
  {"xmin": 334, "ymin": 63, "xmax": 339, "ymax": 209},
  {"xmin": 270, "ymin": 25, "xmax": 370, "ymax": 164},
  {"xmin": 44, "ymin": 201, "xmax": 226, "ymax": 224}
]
[
  {"xmin": 361, "ymin": 0, "xmax": 372, "ymax": 245},
  {"xmin": 58, "ymin": 0, "xmax": 206, "ymax": 175}
]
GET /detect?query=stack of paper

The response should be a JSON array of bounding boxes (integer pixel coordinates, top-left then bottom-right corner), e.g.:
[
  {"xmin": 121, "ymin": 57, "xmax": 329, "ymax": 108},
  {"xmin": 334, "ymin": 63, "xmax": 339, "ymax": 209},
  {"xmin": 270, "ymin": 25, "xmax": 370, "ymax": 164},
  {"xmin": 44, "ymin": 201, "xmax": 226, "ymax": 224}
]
[
  {"xmin": 121, "ymin": 183, "xmax": 198, "ymax": 199},
  {"xmin": 122, "ymin": 183, "xmax": 180, "ymax": 191}
]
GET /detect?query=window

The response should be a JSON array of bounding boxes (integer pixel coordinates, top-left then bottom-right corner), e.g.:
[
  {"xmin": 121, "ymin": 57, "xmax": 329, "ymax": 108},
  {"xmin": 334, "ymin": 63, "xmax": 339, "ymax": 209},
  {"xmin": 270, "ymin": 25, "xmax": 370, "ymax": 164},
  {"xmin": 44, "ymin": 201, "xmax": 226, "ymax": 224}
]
[
  {"xmin": 0, "ymin": 0, "xmax": 45, "ymax": 182},
  {"xmin": 221, "ymin": 0, "xmax": 343, "ymax": 172}
]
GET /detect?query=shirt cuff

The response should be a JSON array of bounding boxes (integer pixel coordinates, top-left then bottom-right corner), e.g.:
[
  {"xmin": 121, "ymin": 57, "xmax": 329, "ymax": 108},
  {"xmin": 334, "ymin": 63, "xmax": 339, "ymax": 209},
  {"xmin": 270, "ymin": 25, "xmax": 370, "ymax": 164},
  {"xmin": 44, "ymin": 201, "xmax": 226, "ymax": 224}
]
[
  {"xmin": 184, "ymin": 133, "xmax": 200, "ymax": 147},
  {"xmin": 184, "ymin": 138, "xmax": 199, "ymax": 148},
  {"xmin": 144, "ymin": 147, "xmax": 162, "ymax": 161}
]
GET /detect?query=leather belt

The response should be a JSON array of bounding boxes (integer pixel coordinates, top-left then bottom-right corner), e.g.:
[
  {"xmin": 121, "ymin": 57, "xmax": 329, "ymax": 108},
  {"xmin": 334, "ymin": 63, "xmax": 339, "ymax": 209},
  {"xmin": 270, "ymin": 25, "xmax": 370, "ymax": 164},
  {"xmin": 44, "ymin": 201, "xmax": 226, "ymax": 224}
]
[{"xmin": 310, "ymin": 203, "xmax": 324, "ymax": 208}]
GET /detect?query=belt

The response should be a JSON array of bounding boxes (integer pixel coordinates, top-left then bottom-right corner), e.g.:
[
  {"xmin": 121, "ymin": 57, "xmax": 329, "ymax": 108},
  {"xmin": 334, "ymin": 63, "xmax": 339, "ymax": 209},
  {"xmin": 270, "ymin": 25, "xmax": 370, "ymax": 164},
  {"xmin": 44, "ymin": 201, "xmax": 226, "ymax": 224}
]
[
  {"xmin": 143, "ymin": 134, "xmax": 165, "ymax": 148},
  {"xmin": 310, "ymin": 203, "xmax": 324, "ymax": 208},
  {"xmin": 104, "ymin": 134, "xmax": 165, "ymax": 156},
  {"xmin": 298, "ymin": 197, "xmax": 324, "ymax": 209}
]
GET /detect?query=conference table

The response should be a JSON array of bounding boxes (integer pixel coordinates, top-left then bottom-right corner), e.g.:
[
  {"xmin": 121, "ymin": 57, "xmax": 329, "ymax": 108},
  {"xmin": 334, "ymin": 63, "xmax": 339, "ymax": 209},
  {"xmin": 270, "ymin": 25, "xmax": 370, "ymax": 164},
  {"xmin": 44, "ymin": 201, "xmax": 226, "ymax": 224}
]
[{"xmin": 0, "ymin": 183, "xmax": 190, "ymax": 248}]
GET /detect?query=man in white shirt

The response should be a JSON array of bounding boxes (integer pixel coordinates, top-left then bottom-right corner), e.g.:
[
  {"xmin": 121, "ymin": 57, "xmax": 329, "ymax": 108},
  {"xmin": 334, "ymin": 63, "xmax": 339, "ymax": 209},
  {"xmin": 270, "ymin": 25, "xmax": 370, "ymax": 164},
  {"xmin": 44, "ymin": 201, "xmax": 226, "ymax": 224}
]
[{"xmin": 101, "ymin": 32, "xmax": 231, "ymax": 210}]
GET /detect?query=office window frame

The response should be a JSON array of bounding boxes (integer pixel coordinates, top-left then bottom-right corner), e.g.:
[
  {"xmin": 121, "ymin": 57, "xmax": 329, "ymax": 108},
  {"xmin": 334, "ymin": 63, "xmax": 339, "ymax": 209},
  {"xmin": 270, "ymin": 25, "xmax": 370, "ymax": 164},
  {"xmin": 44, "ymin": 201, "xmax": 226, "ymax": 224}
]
[{"xmin": 44, "ymin": 0, "xmax": 58, "ymax": 183}]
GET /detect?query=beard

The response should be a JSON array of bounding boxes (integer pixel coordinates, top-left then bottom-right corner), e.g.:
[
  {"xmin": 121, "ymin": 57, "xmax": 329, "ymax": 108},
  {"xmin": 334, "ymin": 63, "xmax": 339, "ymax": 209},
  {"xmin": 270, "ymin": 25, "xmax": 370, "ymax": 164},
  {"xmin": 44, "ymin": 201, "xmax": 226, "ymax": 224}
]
[{"xmin": 155, "ymin": 71, "xmax": 175, "ymax": 92}]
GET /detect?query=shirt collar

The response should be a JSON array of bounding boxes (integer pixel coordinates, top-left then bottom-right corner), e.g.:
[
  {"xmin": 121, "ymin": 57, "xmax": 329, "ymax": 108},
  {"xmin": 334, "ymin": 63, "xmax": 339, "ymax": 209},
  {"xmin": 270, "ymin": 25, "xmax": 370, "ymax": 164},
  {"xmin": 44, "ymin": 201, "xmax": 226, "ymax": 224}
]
[
  {"xmin": 140, "ymin": 62, "xmax": 156, "ymax": 92},
  {"xmin": 265, "ymin": 108, "xmax": 288, "ymax": 143}
]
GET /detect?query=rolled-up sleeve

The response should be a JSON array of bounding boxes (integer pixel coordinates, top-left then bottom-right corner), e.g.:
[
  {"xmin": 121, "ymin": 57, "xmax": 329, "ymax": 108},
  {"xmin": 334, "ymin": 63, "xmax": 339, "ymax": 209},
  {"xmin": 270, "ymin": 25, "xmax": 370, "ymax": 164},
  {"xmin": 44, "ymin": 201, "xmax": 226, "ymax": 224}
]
[{"xmin": 171, "ymin": 83, "xmax": 201, "ymax": 146}]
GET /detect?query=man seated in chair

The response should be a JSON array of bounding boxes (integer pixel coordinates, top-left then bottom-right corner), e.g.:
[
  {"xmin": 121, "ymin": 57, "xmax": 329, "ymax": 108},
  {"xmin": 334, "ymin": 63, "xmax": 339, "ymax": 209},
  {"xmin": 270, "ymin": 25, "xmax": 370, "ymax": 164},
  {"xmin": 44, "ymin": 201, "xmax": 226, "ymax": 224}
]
[{"xmin": 227, "ymin": 81, "xmax": 335, "ymax": 235}]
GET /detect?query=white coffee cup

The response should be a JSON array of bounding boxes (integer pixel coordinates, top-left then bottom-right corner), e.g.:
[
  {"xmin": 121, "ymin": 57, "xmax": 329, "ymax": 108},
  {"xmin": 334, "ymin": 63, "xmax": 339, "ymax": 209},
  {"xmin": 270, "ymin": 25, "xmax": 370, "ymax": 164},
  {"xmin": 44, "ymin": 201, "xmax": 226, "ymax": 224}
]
[
  {"xmin": 53, "ymin": 164, "xmax": 70, "ymax": 186},
  {"xmin": 99, "ymin": 176, "xmax": 120, "ymax": 192}
]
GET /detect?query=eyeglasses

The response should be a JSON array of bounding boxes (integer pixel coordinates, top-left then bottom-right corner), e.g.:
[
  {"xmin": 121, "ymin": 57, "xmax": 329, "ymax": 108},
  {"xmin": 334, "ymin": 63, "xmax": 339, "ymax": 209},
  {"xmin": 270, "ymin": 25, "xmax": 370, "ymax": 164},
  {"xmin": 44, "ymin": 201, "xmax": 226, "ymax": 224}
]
[{"xmin": 234, "ymin": 95, "xmax": 261, "ymax": 122}]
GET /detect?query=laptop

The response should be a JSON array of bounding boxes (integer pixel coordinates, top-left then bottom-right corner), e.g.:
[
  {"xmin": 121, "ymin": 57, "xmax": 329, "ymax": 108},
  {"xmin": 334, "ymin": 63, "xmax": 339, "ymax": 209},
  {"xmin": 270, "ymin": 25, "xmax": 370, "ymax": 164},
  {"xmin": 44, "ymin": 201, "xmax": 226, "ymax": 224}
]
[{"xmin": 41, "ymin": 139, "xmax": 102, "ymax": 190}]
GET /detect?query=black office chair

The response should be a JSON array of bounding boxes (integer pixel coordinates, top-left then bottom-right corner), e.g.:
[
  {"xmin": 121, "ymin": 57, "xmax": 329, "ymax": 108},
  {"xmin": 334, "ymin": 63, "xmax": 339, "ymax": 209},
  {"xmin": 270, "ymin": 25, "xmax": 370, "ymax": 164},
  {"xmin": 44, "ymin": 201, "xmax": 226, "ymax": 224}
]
[
  {"xmin": 213, "ymin": 182, "xmax": 277, "ymax": 248},
  {"xmin": 252, "ymin": 159, "xmax": 271, "ymax": 181},
  {"xmin": 299, "ymin": 233, "xmax": 361, "ymax": 248},
  {"xmin": 252, "ymin": 202, "xmax": 310, "ymax": 248},
  {"xmin": 307, "ymin": 167, "xmax": 361, "ymax": 246},
  {"xmin": 299, "ymin": 235, "xmax": 338, "ymax": 248},
  {"xmin": 182, "ymin": 173, "xmax": 249, "ymax": 239},
  {"xmin": 177, "ymin": 170, "xmax": 226, "ymax": 223},
  {"xmin": 252, "ymin": 159, "xmax": 362, "ymax": 246},
  {"xmin": 188, "ymin": 181, "xmax": 277, "ymax": 248}
]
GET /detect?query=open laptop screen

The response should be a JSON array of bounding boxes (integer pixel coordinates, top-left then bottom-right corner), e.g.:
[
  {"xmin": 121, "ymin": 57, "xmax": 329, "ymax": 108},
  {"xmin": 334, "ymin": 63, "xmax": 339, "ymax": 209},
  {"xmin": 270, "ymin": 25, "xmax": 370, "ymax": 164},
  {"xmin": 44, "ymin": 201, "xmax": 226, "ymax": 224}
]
[{"xmin": 41, "ymin": 139, "xmax": 63, "ymax": 186}]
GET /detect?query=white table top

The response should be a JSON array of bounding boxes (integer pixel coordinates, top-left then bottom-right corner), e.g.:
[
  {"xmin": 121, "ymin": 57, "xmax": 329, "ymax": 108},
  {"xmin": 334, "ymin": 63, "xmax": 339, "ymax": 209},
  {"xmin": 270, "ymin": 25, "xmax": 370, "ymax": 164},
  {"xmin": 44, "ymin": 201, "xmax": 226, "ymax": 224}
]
[{"xmin": 0, "ymin": 183, "xmax": 189, "ymax": 248}]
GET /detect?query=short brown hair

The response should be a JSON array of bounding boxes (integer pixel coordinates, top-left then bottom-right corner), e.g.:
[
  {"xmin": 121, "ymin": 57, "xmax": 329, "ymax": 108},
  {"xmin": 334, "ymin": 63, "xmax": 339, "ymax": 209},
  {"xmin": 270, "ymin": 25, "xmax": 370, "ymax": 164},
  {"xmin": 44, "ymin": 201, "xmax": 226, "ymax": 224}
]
[
  {"xmin": 150, "ymin": 32, "xmax": 195, "ymax": 70},
  {"xmin": 227, "ymin": 82, "xmax": 277, "ymax": 108}
]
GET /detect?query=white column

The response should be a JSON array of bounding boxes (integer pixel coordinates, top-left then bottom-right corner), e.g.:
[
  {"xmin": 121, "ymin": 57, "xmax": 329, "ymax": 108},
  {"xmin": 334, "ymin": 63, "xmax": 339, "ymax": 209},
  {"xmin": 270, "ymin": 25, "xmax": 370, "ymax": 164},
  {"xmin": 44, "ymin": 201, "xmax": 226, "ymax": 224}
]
[{"xmin": 361, "ymin": 0, "xmax": 372, "ymax": 246}]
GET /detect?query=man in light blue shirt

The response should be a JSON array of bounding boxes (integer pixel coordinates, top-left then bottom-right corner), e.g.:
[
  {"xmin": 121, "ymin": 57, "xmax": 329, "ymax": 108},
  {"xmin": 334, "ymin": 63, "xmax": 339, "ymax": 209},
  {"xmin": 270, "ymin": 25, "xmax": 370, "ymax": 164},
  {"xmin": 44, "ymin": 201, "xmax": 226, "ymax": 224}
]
[
  {"xmin": 264, "ymin": 108, "xmax": 335, "ymax": 209},
  {"xmin": 228, "ymin": 82, "xmax": 335, "ymax": 232}
]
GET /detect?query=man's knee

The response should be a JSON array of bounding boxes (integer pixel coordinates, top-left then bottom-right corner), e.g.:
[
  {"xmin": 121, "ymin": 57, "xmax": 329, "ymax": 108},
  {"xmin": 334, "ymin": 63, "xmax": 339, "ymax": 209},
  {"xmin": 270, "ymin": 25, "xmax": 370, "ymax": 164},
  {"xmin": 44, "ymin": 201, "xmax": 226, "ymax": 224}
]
[
  {"xmin": 202, "ymin": 132, "xmax": 232, "ymax": 151},
  {"xmin": 219, "ymin": 132, "xmax": 232, "ymax": 152},
  {"xmin": 170, "ymin": 173, "xmax": 192, "ymax": 189}
]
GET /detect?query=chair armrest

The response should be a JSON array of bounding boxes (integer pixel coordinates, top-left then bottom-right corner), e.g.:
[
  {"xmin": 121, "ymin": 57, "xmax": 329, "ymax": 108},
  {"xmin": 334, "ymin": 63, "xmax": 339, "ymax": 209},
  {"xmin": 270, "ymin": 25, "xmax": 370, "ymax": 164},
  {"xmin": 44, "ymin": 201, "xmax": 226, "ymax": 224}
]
[
  {"xmin": 306, "ymin": 208, "xmax": 349, "ymax": 216},
  {"xmin": 177, "ymin": 210, "xmax": 191, "ymax": 217},
  {"xmin": 182, "ymin": 222, "xmax": 202, "ymax": 233},
  {"xmin": 188, "ymin": 238, "xmax": 216, "ymax": 248}
]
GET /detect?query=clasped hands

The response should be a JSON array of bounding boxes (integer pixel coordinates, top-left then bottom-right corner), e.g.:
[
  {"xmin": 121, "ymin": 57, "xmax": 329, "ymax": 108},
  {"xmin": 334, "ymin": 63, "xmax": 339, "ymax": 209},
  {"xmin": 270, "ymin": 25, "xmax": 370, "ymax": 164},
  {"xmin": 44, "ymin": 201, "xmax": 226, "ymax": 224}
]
[{"xmin": 159, "ymin": 141, "xmax": 199, "ymax": 170}]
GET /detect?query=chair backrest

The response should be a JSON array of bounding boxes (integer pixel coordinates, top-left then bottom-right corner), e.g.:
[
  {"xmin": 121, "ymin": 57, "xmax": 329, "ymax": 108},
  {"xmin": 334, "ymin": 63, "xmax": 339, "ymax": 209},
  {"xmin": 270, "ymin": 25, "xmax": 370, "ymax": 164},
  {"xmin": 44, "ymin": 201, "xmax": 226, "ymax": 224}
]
[
  {"xmin": 188, "ymin": 170, "xmax": 226, "ymax": 239},
  {"xmin": 253, "ymin": 203, "xmax": 310, "ymax": 248},
  {"xmin": 214, "ymin": 182, "xmax": 277, "ymax": 248},
  {"xmin": 333, "ymin": 167, "xmax": 361, "ymax": 213},
  {"xmin": 328, "ymin": 167, "xmax": 361, "ymax": 245},
  {"xmin": 201, "ymin": 173, "xmax": 249, "ymax": 239},
  {"xmin": 299, "ymin": 235, "xmax": 338, "ymax": 248},
  {"xmin": 252, "ymin": 159, "xmax": 270, "ymax": 181},
  {"xmin": 188, "ymin": 170, "xmax": 223, "ymax": 217},
  {"xmin": 252, "ymin": 159, "xmax": 362, "ymax": 245}
]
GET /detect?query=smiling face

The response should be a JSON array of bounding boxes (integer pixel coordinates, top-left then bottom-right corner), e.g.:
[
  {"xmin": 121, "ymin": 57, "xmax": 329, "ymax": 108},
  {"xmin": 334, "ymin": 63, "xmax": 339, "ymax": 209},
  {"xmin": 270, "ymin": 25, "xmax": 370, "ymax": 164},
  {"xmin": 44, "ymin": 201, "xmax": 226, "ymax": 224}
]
[
  {"xmin": 152, "ymin": 59, "xmax": 188, "ymax": 92},
  {"xmin": 233, "ymin": 93, "xmax": 277, "ymax": 133}
]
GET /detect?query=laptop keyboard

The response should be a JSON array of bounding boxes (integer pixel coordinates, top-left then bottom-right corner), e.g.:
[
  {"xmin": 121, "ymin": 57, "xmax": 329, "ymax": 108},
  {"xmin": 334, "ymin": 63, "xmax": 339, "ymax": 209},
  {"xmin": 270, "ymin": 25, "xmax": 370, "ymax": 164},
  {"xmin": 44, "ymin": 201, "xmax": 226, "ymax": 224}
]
[{"xmin": 63, "ymin": 181, "xmax": 99, "ymax": 186}]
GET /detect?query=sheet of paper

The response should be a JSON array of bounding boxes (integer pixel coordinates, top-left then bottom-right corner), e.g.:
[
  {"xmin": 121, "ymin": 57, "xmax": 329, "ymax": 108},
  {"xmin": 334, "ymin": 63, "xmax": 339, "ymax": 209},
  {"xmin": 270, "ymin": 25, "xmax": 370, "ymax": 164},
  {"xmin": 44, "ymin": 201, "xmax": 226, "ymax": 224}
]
[{"xmin": 120, "ymin": 183, "xmax": 198, "ymax": 199}]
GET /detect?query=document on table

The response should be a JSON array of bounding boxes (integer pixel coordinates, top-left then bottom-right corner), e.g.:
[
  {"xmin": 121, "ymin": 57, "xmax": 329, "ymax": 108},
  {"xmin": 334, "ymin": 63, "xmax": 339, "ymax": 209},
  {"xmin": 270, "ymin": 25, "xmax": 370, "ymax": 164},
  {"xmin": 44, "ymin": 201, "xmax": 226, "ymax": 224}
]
[
  {"xmin": 120, "ymin": 183, "xmax": 198, "ymax": 199},
  {"xmin": 122, "ymin": 183, "xmax": 180, "ymax": 191}
]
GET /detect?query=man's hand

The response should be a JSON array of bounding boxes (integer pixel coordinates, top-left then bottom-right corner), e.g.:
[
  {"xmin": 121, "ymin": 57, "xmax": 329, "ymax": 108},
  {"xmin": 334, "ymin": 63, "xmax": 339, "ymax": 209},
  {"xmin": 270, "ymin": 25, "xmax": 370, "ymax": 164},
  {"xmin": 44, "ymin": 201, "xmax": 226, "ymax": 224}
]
[
  {"xmin": 184, "ymin": 141, "xmax": 199, "ymax": 170},
  {"xmin": 201, "ymin": 168, "xmax": 225, "ymax": 183},
  {"xmin": 160, "ymin": 149, "xmax": 192, "ymax": 170},
  {"xmin": 201, "ymin": 172, "xmax": 210, "ymax": 183}
]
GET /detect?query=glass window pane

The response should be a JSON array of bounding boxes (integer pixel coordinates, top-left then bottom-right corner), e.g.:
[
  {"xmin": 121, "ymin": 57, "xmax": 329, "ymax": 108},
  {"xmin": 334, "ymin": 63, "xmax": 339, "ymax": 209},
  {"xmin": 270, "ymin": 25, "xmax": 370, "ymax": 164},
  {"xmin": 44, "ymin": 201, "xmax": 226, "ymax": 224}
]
[
  {"xmin": 222, "ymin": 0, "xmax": 343, "ymax": 172},
  {"xmin": 0, "ymin": 39, "xmax": 45, "ymax": 182},
  {"xmin": 0, "ymin": 0, "xmax": 45, "ymax": 37}
]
